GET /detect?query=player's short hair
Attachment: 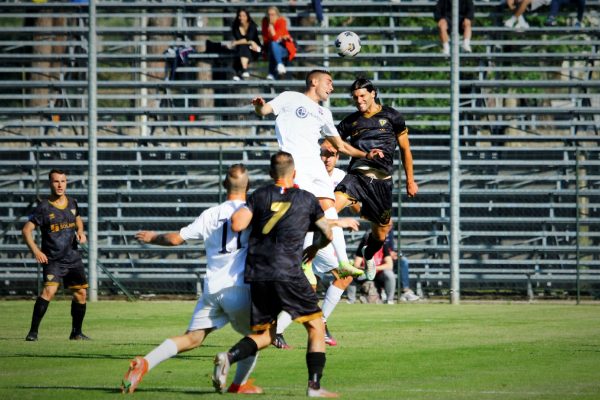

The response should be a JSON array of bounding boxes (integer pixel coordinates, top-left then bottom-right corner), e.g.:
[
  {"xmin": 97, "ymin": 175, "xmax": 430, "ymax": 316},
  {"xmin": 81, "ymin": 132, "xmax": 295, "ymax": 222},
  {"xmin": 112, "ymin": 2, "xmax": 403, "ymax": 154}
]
[
  {"xmin": 269, "ymin": 151, "xmax": 295, "ymax": 180},
  {"xmin": 223, "ymin": 163, "xmax": 249, "ymax": 193},
  {"xmin": 320, "ymin": 140, "xmax": 338, "ymax": 158},
  {"xmin": 305, "ymin": 69, "xmax": 331, "ymax": 90},
  {"xmin": 48, "ymin": 168, "xmax": 66, "ymax": 181},
  {"xmin": 350, "ymin": 77, "xmax": 377, "ymax": 98}
]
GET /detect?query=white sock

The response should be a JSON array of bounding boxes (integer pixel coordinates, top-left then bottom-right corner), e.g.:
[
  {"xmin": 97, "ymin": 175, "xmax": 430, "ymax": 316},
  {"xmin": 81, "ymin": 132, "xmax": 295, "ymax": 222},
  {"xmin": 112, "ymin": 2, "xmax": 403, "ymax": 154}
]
[
  {"xmin": 517, "ymin": 15, "xmax": 526, "ymax": 24},
  {"xmin": 303, "ymin": 231, "xmax": 314, "ymax": 249},
  {"xmin": 463, "ymin": 38, "xmax": 471, "ymax": 47},
  {"xmin": 232, "ymin": 354, "xmax": 258, "ymax": 385},
  {"xmin": 144, "ymin": 338, "xmax": 178, "ymax": 370},
  {"xmin": 443, "ymin": 41, "xmax": 449, "ymax": 51},
  {"xmin": 321, "ymin": 284, "xmax": 344, "ymax": 320},
  {"xmin": 276, "ymin": 311, "xmax": 293, "ymax": 334},
  {"xmin": 506, "ymin": 15, "xmax": 516, "ymax": 24},
  {"xmin": 324, "ymin": 207, "xmax": 349, "ymax": 263}
]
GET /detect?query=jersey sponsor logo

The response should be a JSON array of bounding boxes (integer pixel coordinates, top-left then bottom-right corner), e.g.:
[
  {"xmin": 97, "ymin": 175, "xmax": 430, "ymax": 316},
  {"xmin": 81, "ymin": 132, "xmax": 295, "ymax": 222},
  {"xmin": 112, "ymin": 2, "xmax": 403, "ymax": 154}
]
[
  {"xmin": 295, "ymin": 106, "xmax": 308, "ymax": 119},
  {"xmin": 50, "ymin": 221, "xmax": 77, "ymax": 232},
  {"xmin": 49, "ymin": 213, "xmax": 55, "ymax": 220}
]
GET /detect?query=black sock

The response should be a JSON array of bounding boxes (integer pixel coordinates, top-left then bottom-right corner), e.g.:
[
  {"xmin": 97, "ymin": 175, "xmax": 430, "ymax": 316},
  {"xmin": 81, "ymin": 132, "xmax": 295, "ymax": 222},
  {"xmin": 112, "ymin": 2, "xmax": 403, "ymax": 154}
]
[
  {"xmin": 363, "ymin": 233, "xmax": 384, "ymax": 260},
  {"xmin": 29, "ymin": 296, "xmax": 50, "ymax": 334},
  {"xmin": 306, "ymin": 352, "xmax": 326, "ymax": 389},
  {"xmin": 228, "ymin": 336, "xmax": 258, "ymax": 364},
  {"xmin": 71, "ymin": 301, "xmax": 86, "ymax": 334}
]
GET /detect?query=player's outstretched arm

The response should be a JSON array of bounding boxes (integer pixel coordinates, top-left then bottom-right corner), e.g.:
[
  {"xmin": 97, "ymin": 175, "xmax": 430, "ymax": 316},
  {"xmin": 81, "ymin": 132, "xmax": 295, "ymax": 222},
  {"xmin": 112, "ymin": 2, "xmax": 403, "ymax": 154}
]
[
  {"xmin": 326, "ymin": 136, "xmax": 383, "ymax": 160},
  {"xmin": 231, "ymin": 207, "xmax": 253, "ymax": 232},
  {"xmin": 397, "ymin": 133, "xmax": 418, "ymax": 197},
  {"xmin": 251, "ymin": 97, "xmax": 273, "ymax": 117},
  {"xmin": 135, "ymin": 231, "xmax": 184, "ymax": 246}
]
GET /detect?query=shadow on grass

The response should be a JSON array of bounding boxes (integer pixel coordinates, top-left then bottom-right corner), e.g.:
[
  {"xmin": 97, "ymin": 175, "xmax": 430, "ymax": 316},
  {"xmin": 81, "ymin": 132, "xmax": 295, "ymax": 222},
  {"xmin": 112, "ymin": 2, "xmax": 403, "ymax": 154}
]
[
  {"xmin": 16, "ymin": 385, "xmax": 217, "ymax": 395},
  {"xmin": 4, "ymin": 353, "xmax": 215, "ymax": 361}
]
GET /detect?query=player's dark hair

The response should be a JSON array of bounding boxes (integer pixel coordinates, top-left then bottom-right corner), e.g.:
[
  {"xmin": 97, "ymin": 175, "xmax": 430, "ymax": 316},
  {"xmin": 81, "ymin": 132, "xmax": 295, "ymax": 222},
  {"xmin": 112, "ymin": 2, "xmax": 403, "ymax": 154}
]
[
  {"xmin": 48, "ymin": 168, "xmax": 66, "ymax": 180},
  {"xmin": 223, "ymin": 163, "xmax": 249, "ymax": 193},
  {"xmin": 305, "ymin": 69, "xmax": 331, "ymax": 89},
  {"xmin": 350, "ymin": 77, "xmax": 377, "ymax": 98},
  {"xmin": 269, "ymin": 151, "xmax": 295, "ymax": 179}
]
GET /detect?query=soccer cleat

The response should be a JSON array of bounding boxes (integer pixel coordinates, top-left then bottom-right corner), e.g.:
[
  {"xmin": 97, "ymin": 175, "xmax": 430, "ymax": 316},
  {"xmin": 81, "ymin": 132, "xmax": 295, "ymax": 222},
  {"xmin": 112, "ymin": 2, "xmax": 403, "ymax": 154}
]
[
  {"xmin": 212, "ymin": 352, "xmax": 231, "ymax": 393},
  {"xmin": 361, "ymin": 247, "xmax": 377, "ymax": 281},
  {"xmin": 121, "ymin": 356, "xmax": 148, "ymax": 394},
  {"xmin": 324, "ymin": 323, "xmax": 337, "ymax": 347},
  {"xmin": 337, "ymin": 261, "xmax": 364, "ymax": 278},
  {"xmin": 69, "ymin": 332, "xmax": 91, "ymax": 340},
  {"xmin": 25, "ymin": 331, "xmax": 38, "ymax": 341},
  {"xmin": 272, "ymin": 333, "xmax": 291, "ymax": 349},
  {"xmin": 227, "ymin": 378, "xmax": 264, "ymax": 394},
  {"xmin": 302, "ymin": 262, "xmax": 318, "ymax": 287},
  {"xmin": 400, "ymin": 290, "xmax": 420, "ymax": 302},
  {"xmin": 307, "ymin": 385, "xmax": 340, "ymax": 398}
]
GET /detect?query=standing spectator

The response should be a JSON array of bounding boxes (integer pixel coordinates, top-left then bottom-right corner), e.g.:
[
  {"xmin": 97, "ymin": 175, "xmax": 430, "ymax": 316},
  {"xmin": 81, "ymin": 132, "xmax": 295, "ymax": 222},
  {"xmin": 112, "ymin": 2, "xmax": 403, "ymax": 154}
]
[
  {"xmin": 434, "ymin": 0, "xmax": 474, "ymax": 55},
  {"xmin": 22, "ymin": 169, "xmax": 90, "ymax": 341},
  {"xmin": 312, "ymin": 0, "xmax": 325, "ymax": 26},
  {"xmin": 504, "ymin": 0, "xmax": 552, "ymax": 30},
  {"xmin": 261, "ymin": 6, "xmax": 296, "ymax": 80},
  {"xmin": 229, "ymin": 9, "xmax": 262, "ymax": 81},
  {"xmin": 545, "ymin": 0, "xmax": 586, "ymax": 27}
]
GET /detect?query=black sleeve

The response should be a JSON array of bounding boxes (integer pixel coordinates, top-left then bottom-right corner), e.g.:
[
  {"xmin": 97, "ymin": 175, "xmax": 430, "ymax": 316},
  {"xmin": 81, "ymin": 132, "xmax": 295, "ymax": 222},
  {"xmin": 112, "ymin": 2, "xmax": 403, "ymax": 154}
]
[
  {"xmin": 355, "ymin": 234, "xmax": 369, "ymax": 257},
  {"xmin": 249, "ymin": 23, "xmax": 262, "ymax": 47},
  {"xmin": 390, "ymin": 109, "xmax": 407, "ymax": 136}
]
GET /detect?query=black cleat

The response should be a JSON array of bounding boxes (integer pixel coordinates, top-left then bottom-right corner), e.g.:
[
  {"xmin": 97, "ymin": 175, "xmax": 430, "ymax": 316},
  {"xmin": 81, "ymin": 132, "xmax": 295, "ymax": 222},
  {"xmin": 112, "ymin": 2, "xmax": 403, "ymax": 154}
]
[
  {"xmin": 69, "ymin": 332, "xmax": 91, "ymax": 340},
  {"xmin": 25, "ymin": 331, "xmax": 38, "ymax": 341},
  {"xmin": 272, "ymin": 333, "xmax": 291, "ymax": 349}
]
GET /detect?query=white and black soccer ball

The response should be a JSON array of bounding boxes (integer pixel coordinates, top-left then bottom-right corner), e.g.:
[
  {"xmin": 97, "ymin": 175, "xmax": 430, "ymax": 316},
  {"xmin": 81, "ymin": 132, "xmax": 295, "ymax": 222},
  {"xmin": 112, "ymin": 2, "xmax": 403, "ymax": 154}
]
[{"xmin": 335, "ymin": 31, "xmax": 361, "ymax": 57}]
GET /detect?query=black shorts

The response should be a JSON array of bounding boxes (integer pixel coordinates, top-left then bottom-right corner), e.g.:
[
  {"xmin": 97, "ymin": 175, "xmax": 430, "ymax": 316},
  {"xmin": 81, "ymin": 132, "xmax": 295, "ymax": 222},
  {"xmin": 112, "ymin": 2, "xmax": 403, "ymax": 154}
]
[
  {"xmin": 249, "ymin": 279, "xmax": 322, "ymax": 331},
  {"xmin": 43, "ymin": 260, "xmax": 88, "ymax": 290},
  {"xmin": 442, "ymin": 16, "xmax": 468, "ymax": 35},
  {"xmin": 335, "ymin": 173, "xmax": 393, "ymax": 225}
]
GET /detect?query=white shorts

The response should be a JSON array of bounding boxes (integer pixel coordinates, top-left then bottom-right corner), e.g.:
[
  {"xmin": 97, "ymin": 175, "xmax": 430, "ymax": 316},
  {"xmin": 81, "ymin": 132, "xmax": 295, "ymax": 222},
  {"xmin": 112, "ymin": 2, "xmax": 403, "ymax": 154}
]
[
  {"xmin": 294, "ymin": 159, "xmax": 335, "ymax": 200},
  {"xmin": 187, "ymin": 285, "xmax": 252, "ymax": 336},
  {"xmin": 312, "ymin": 243, "xmax": 338, "ymax": 274}
]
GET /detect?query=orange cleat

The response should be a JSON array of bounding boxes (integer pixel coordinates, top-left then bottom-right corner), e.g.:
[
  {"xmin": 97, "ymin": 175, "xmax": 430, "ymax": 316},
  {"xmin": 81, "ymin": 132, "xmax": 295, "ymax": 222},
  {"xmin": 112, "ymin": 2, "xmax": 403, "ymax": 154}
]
[
  {"xmin": 227, "ymin": 378, "xmax": 264, "ymax": 394},
  {"xmin": 121, "ymin": 356, "xmax": 148, "ymax": 394}
]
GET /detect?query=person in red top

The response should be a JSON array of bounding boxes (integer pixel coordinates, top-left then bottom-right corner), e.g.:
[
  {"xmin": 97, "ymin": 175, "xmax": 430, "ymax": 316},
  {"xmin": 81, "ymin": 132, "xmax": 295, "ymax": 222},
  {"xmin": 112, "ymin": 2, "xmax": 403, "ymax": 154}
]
[{"xmin": 261, "ymin": 6, "xmax": 296, "ymax": 80}]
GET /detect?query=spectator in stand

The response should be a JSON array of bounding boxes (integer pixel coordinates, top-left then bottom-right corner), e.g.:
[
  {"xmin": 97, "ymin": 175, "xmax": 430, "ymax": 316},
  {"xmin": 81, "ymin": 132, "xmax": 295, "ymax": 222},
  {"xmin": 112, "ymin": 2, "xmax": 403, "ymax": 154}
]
[
  {"xmin": 385, "ymin": 231, "xmax": 420, "ymax": 302},
  {"xmin": 504, "ymin": 0, "xmax": 552, "ymax": 30},
  {"xmin": 545, "ymin": 0, "xmax": 586, "ymax": 27},
  {"xmin": 434, "ymin": 0, "xmax": 474, "ymax": 55},
  {"xmin": 261, "ymin": 6, "xmax": 296, "ymax": 80},
  {"xmin": 353, "ymin": 231, "xmax": 397, "ymax": 304},
  {"xmin": 312, "ymin": 0, "xmax": 325, "ymax": 26},
  {"xmin": 228, "ymin": 9, "xmax": 262, "ymax": 81}
]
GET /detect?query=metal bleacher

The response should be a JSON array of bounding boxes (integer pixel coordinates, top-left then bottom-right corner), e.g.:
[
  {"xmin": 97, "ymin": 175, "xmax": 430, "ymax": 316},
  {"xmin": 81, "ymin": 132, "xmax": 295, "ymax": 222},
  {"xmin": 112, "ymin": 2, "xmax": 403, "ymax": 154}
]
[{"xmin": 0, "ymin": 1, "xmax": 599, "ymax": 298}]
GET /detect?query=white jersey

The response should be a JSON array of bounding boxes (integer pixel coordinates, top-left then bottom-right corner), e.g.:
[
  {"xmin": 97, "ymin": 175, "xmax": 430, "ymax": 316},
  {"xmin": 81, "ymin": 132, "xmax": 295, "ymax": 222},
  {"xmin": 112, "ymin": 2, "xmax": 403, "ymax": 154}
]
[
  {"xmin": 313, "ymin": 168, "xmax": 347, "ymax": 274},
  {"xmin": 268, "ymin": 91, "xmax": 339, "ymax": 163},
  {"xmin": 179, "ymin": 200, "xmax": 249, "ymax": 295}
]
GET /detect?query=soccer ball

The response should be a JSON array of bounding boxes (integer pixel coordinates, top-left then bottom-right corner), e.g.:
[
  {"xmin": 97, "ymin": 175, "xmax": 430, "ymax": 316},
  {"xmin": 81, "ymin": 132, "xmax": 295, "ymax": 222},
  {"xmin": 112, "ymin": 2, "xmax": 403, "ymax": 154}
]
[{"xmin": 335, "ymin": 31, "xmax": 361, "ymax": 57}]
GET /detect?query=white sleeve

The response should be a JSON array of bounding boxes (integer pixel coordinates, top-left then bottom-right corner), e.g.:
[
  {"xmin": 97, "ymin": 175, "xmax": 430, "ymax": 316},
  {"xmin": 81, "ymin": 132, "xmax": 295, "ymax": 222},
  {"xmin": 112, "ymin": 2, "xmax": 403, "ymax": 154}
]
[
  {"xmin": 321, "ymin": 108, "xmax": 339, "ymax": 137},
  {"xmin": 267, "ymin": 91, "xmax": 291, "ymax": 116},
  {"xmin": 179, "ymin": 211, "xmax": 211, "ymax": 241}
]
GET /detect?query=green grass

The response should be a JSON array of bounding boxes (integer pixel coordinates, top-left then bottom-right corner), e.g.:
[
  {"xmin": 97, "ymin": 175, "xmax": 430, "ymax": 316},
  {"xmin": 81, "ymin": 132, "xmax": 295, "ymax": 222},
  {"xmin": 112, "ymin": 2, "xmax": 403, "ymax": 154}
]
[{"xmin": 1, "ymin": 300, "xmax": 599, "ymax": 399}]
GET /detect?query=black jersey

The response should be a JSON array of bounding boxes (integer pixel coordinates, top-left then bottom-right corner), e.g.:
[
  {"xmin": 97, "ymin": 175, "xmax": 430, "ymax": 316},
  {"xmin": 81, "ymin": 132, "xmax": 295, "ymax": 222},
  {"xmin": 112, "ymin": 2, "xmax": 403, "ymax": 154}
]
[
  {"xmin": 28, "ymin": 196, "xmax": 82, "ymax": 264},
  {"xmin": 337, "ymin": 105, "xmax": 407, "ymax": 176},
  {"xmin": 244, "ymin": 184, "xmax": 324, "ymax": 282}
]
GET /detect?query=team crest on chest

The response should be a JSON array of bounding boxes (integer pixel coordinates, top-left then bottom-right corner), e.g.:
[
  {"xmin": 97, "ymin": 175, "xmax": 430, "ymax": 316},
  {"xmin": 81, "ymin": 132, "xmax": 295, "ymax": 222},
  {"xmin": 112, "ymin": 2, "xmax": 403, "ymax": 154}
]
[
  {"xmin": 295, "ymin": 106, "xmax": 308, "ymax": 119},
  {"xmin": 49, "ymin": 213, "xmax": 55, "ymax": 220},
  {"xmin": 70, "ymin": 209, "xmax": 76, "ymax": 216},
  {"xmin": 379, "ymin": 119, "xmax": 387, "ymax": 127}
]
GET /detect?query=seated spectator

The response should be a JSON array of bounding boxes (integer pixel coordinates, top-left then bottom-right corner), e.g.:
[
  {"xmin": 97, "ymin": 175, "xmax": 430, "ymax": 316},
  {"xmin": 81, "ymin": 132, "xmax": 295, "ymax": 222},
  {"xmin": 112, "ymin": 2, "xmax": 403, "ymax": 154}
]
[
  {"xmin": 504, "ymin": 0, "xmax": 552, "ymax": 30},
  {"xmin": 385, "ymin": 231, "xmax": 420, "ymax": 302},
  {"xmin": 228, "ymin": 9, "xmax": 262, "ymax": 81},
  {"xmin": 545, "ymin": 0, "xmax": 586, "ymax": 27},
  {"xmin": 261, "ymin": 6, "xmax": 296, "ymax": 80},
  {"xmin": 353, "ymin": 231, "xmax": 397, "ymax": 304},
  {"xmin": 434, "ymin": 0, "xmax": 474, "ymax": 55}
]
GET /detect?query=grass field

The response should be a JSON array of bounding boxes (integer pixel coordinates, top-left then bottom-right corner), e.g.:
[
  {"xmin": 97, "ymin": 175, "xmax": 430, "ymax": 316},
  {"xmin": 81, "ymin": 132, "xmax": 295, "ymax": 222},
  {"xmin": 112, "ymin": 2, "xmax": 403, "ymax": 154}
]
[{"xmin": 1, "ymin": 300, "xmax": 599, "ymax": 400}]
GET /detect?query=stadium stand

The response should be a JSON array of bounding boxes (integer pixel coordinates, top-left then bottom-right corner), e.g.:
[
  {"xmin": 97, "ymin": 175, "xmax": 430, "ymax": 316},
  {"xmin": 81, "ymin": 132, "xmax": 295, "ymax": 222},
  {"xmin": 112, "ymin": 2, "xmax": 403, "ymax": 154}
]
[{"xmin": 0, "ymin": 1, "xmax": 598, "ymax": 299}]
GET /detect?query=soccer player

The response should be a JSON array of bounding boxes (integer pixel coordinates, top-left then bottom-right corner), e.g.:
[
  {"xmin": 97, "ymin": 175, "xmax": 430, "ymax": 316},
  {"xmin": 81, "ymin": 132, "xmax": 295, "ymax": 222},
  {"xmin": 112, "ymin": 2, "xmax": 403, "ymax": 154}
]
[
  {"xmin": 22, "ymin": 169, "xmax": 90, "ymax": 341},
  {"xmin": 212, "ymin": 151, "xmax": 339, "ymax": 398},
  {"xmin": 251, "ymin": 69, "xmax": 381, "ymax": 276},
  {"xmin": 121, "ymin": 164, "xmax": 262, "ymax": 394},
  {"xmin": 335, "ymin": 77, "xmax": 418, "ymax": 280},
  {"xmin": 274, "ymin": 140, "xmax": 360, "ymax": 348}
]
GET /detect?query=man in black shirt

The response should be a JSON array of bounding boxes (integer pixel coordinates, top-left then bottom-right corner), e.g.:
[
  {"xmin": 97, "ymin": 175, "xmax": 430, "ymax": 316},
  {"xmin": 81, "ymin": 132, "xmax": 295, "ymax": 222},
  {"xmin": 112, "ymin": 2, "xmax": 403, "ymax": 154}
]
[
  {"xmin": 212, "ymin": 151, "xmax": 339, "ymax": 398},
  {"xmin": 22, "ymin": 169, "xmax": 90, "ymax": 341},
  {"xmin": 335, "ymin": 78, "xmax": 418, "ymax": 281}
]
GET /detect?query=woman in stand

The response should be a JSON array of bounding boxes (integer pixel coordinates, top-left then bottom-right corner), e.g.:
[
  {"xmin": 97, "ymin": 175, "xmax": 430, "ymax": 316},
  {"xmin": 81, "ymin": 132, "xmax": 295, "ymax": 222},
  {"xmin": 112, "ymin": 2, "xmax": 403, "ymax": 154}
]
[
  {"xmin": 229, "ymin": 9, "xmax": 262, "ymax": 81},
  {"xmin": 261, "ymin": 6, "xmax": 296, "ymax": 80}
]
